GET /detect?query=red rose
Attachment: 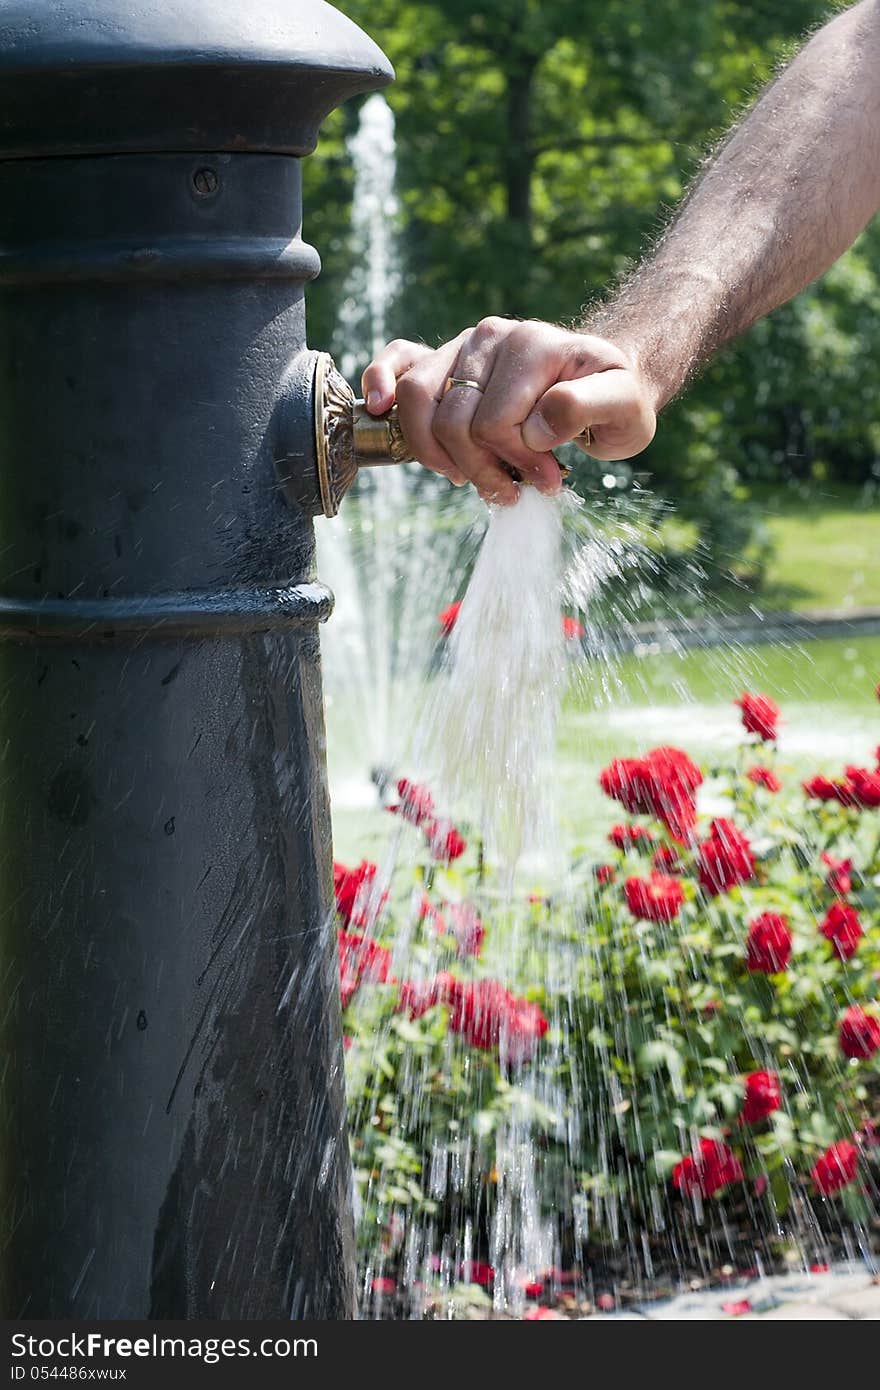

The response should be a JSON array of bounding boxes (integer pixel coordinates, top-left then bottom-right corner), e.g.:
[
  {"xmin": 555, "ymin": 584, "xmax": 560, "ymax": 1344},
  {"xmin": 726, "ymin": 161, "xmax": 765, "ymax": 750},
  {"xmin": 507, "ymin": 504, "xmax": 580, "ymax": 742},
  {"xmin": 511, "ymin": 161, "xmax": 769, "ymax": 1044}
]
[
  {"xmin": 463, "ymin": 1260, "xmax": 494, "ymax": 1287},
  {"xmin": 747, "ymin": 765, "xmax": 781, "ymax": 793},
  {"xmin": 333, "ymin": 859, "xmax": 386, "ymax": 928},
  {"xmin": 745, "ymin": 912, "xmax": 792, "ymax": 974},
  {"xmin": 448, "ymin": 980, "xmax": 548, "ymax": 1065},
  {"xmin": 741, "ymin": 1070, "xmax": 782, "ymax": 1124},
  {"xmin": 438, "ymin": 601, "xmax": 461, "ymax": 636},
  {"xmin": 562, "ymin": 616, "xmax": 585, "ymax": 640},
  {"xmin": 735, "ymin": 692, "xmax": 780, "ymax": 741},
  {"xmin": 698, "ymin": 818, "xmax": 756, "ymax": 894},
  {"xmin": 496, "ymin": 996, "xmax": 550, "ymax": 1068},
  {"xmin": 397, "ymin": 971, "xmax": 456, "ymax": 1020},
  {"xmin": 810, "ymin": 1140, "xmax": 859, "ymax": 1195},
  {"xmin": 338, "ymin": 930, "xmax": 392, "ymax": 1008},
  {"xmin": 600, "ymin": 758, "xmax": 648, "ymax": 815},
  {"xmin": 652, "ymin": 846, "xmax": 682, "ymax": 873},
  {"xmin": 418, "ymin": 893, "xmax": 447, "ymax": 934},
  {"xmin": 721, "ymin": 1300, "xmax": 753, "ymax": 1317},
  {"xmin": 845, "ymin": 765, "xmax": 880, "ymax": 808},
  {"xmin": 390, "ymin": 777, "xmax": 435, "ymax": 827},
  {"xmin": 594, "ymin": 864, "xmax": 616, "ymax": 885},
  {"xmin": 644, "ymin": 746, "xmax": 702, "ymax": 841},
  {"xmin": 821, "ymin": 852, "xmax": 854, "ymax": 896},
  {"xmin": 608, "ymin": 823, "xmax": 656, "ymax": 851},
  {"xmin": 624, "ymin": 872, "xmax": 685, "ymax": 922},
  {"xmin": 803, "ymin": 774, "xmax": 855, "ymax": 804},
  {"xmin": 819, "ymin": 902, "xmax": 863, "ymax": 961},
  {"xmin": 600, "ymin": 747, "xmax": 702, "ymax": 844},
  {"xmin": 446, "ymin": 902, "xmax": 485, "ymax": 958},
  {"xmin": 839, "ymin": 1005, "xmax": 880, "ymax": 1059},
  {"xmin": 650, "ymin": 745, "xmax": 703, "ymax": 794},
  {"xmin": 424, "ymin": 817, "xmax": 467, "ymax": 863},
  {"xmin": 672, "ymin": 1138, "xmax": 743, "ymax": 1198}
]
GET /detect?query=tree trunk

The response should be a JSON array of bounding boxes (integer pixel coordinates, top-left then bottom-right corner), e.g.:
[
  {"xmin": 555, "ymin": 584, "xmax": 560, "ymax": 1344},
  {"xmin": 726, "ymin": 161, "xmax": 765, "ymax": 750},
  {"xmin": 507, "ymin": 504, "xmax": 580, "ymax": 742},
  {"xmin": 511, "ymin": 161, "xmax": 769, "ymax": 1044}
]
[{"xmin": 505, "ymin": 58, "xmax": 537, "ymax": 232}]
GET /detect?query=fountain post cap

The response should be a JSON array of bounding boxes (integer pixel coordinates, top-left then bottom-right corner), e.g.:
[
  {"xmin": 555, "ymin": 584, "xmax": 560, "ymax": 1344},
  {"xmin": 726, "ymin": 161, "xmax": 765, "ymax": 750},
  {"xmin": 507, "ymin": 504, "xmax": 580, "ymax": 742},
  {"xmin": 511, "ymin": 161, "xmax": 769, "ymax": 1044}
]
[{"xmin": 0, "ymin": 0, "xmax": 394, "ymax": 158}]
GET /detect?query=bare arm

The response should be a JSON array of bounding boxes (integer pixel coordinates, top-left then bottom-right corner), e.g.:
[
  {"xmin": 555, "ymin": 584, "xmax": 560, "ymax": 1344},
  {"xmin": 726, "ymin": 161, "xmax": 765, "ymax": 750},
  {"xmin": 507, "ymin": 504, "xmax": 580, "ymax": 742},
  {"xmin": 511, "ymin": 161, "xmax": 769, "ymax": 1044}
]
[
  {"xmin": 593, "ymin": 0, "xmax": 880, "ymax": 410},
  {"xmin": 363, "ymin": 0, "xmax": 880, "ymax": 501}
]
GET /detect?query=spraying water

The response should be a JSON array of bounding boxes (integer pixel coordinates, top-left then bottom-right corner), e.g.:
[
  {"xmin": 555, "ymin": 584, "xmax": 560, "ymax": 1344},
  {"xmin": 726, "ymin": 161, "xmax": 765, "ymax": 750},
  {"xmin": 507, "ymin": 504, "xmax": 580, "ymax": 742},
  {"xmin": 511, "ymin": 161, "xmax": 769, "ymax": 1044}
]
[{"xmin": 437, "ymin": 488, "xmax": 567, "ymax": 868}]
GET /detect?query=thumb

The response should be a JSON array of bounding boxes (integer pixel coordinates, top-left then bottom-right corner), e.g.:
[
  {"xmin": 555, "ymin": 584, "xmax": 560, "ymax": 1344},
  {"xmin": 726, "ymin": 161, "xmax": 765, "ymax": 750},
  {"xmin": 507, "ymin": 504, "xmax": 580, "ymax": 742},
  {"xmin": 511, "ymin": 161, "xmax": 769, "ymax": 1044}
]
[
  {"xmin": 520, "ymin": 378, "xmax": 594, "ymax": 450},
  {"xmin": 521, "ymin": 370, "xmax": 655, "ymax": 459}
]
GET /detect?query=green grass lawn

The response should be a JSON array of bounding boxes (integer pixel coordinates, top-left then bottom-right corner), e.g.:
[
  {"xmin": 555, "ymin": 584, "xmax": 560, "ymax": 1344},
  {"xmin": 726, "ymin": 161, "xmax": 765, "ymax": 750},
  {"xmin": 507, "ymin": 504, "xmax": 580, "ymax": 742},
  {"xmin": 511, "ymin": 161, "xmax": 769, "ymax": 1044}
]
[{"xmin": 745, "ymin": 483, "xmax": 880, "ymax": 612}]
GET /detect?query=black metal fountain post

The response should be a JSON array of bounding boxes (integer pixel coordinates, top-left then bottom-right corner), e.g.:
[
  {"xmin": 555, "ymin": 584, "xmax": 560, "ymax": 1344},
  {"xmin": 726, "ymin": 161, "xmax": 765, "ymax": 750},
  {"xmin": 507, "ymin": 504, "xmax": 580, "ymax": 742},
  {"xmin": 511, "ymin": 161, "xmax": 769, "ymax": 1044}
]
[{"xmin": 0, "ymin": 0, "xmax": 393, "ymax": 1319}]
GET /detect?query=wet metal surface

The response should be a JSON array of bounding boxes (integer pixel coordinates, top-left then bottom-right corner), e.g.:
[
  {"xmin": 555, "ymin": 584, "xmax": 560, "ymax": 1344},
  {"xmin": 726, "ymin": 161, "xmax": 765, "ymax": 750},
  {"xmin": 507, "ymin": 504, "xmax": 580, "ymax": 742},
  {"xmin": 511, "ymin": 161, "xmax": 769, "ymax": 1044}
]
[{"xmin": 0, "ymin": 0, "xmax": 393, "ymax": 1318}]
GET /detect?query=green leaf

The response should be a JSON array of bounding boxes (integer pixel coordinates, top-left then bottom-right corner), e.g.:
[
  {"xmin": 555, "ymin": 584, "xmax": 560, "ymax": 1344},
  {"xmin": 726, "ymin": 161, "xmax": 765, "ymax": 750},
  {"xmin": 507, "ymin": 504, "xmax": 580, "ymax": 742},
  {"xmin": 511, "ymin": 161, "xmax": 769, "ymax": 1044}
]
[
  {"xmin": 650, "ymin": 1149, "xmax": 682, "ymax": 1179},
  {"xmin": 769, "ymin": 1167, "xmax": 792, "ymax": 1217}
]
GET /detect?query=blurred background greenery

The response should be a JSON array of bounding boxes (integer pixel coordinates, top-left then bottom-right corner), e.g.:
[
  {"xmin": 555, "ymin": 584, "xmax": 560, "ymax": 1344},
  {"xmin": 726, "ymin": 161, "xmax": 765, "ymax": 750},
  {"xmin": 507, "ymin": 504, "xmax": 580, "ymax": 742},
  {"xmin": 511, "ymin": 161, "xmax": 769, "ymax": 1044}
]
[{"xmin": 306, "ymin": 0, "xmax": 880, "ymax": 610}]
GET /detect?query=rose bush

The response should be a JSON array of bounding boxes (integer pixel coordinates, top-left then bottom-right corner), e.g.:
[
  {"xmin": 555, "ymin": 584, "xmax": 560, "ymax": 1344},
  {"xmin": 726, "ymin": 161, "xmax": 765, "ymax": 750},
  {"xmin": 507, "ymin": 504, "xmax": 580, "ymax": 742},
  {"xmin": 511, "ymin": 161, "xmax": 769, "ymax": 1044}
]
[{"xmin": 336, "ymin": 687, "xmax": 880, "ymax": 1312}]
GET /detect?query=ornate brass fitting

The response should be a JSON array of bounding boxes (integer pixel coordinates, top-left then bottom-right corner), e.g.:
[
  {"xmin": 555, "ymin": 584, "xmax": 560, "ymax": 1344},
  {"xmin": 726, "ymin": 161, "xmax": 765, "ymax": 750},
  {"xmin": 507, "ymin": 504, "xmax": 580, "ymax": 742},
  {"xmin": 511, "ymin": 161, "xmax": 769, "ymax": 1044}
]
[{"xmin": 313, "ymin": 351, "xmax": 412, "ymax": 517}]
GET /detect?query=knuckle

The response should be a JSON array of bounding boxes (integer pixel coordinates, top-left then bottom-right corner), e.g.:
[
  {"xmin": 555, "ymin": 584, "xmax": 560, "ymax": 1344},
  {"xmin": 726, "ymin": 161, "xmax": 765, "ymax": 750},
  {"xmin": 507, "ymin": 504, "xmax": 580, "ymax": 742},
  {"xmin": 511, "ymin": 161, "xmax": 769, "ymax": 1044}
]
[
  {"xmin": 564, "ymin": 340, "xmax": 600, "ymax": 374},
  {"xmin": 472, "ymin": 315, "xmax": 508, "ymax": 345},
  {"xmin": 505, "ymin": 320, "xmax": 534, "ymax": 348},
  {"xmin": 507, "ymin": 318, "xmax": 548, "ymax": 350},
  {"xmin": 395, "ymin": 373, "xmax": 431, "ymax": 407}
]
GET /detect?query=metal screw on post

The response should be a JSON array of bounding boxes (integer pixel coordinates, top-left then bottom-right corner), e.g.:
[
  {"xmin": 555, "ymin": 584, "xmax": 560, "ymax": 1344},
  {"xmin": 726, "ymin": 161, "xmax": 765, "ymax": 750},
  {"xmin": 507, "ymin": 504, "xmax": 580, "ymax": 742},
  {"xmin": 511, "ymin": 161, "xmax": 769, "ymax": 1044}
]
[{"xmin": 192, "ymin": 166, "xmax": 219, "ymax": 197}]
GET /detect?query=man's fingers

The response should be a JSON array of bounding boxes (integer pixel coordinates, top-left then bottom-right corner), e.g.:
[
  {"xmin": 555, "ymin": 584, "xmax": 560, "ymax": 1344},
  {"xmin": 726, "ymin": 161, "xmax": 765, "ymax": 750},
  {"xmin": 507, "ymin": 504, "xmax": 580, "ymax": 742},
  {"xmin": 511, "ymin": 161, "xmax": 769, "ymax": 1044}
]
[
  {"xmin": 431, "ymin": 318, "xmax": 526, "ymax": 497},
  {"xmin": 361, "ymin": 339, "xmax": 435, "ymax": 414},
  {"xmin": 521, "ymin": 370, "xmax": 656, "ymax": 460},
  {"xmin": 467, "ymin": 324, "xmax": 604, "ymax": 489},
  {"xmin": 393, "ymin": 338, "xmax": 471, "ymax": 485},
  {"xmin": 363, "ymin": 323, "xmax": 656, "ymax": 496}
]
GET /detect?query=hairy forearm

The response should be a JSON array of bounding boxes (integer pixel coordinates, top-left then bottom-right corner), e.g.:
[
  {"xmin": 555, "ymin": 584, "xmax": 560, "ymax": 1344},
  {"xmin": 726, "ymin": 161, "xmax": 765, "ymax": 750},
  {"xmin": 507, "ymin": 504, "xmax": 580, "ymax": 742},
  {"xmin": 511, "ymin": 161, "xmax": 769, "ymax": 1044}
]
[{"xmin": 586, "ymin": 0, "xmax": 880, "ymax": 409}]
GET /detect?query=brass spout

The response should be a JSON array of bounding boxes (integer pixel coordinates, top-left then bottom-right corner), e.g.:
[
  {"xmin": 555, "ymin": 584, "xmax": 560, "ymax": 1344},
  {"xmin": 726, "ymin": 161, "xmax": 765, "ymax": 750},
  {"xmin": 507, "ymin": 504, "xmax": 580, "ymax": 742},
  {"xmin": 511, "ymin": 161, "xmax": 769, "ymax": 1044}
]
[
  {"xmin": 310, "ymin": 349, "xmax": 581, "ymax": 518},
  {"xmin": 351, "ymin": 399, "xmax": 412, "ymax": 466},
  {"xmin": 313, "ymin": 351, "xmax": 412, "ymax": 517}
]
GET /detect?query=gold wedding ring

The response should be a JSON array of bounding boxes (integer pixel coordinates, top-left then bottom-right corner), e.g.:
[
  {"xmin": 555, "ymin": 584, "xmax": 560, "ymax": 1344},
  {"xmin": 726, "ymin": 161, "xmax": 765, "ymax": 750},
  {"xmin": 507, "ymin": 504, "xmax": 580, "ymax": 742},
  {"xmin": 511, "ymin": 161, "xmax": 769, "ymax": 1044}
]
[{"xmin": 445, "ymin": 377, "xmax": 484, "ymax": 394}]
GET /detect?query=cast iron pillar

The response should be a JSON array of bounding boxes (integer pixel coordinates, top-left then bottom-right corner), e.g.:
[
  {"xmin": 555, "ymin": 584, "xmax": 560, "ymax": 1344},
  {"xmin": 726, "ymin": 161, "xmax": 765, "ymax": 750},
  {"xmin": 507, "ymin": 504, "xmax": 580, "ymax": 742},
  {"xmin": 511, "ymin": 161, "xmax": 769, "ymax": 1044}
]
[{"xmin": 0, "ymin": 0, "xmax": 392, "ymax": 1319}]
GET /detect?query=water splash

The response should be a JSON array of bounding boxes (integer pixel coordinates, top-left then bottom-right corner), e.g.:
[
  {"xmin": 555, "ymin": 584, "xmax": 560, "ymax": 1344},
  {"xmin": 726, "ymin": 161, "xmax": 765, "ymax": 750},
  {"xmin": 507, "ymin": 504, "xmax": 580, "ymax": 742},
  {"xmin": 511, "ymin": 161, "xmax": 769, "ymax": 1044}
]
[{"xmin": 436, "ymin": 488, "xmax": 567, "ymax": 868}]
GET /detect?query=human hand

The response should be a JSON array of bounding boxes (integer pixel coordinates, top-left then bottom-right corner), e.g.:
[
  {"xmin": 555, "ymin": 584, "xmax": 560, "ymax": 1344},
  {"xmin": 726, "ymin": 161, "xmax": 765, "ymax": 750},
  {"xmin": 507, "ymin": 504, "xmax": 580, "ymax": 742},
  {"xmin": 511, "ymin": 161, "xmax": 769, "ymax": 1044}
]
[{"xmin": 362, "ymin": 318, "xmax": 657, "ymax": 505}]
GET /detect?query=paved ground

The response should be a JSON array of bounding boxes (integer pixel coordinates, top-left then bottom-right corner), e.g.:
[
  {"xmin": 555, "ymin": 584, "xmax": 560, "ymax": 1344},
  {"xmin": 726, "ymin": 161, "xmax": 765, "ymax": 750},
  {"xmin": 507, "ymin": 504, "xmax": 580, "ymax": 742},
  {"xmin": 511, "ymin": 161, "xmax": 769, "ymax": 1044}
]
[
  {"xmin": 607, "ymin": 605, "xmax": 880, "ymax": 655},
  {"xmin": 593, "ymin": 1262, "xmax": 880, "ymax": 1320}
]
